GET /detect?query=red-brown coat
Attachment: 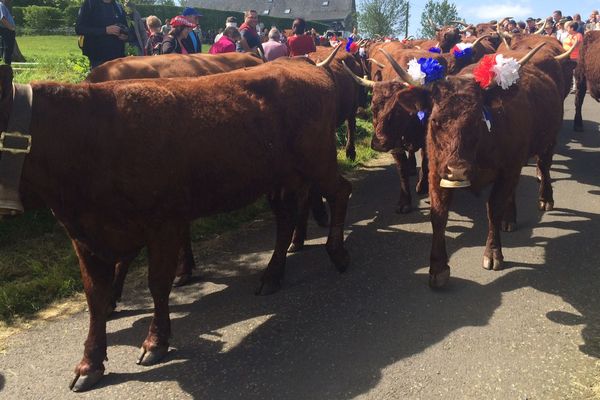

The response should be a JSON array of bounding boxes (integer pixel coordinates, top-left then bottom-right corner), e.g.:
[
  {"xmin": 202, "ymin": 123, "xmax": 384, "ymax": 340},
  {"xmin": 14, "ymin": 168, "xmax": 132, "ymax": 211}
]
[
  {"xmin": 3, "ymin": 58, "xmax": 351, "ymax": 391},
  {"xmin": 574, "ymin": 31, "xmax": 600, "ymax": 131}
]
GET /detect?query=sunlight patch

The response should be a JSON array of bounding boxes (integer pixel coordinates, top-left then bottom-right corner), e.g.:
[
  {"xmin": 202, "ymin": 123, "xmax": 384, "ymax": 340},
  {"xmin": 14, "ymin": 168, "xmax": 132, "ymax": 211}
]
[{"xmin": 198, "ymin": 314, "xmax": 275, "ymax": 353}]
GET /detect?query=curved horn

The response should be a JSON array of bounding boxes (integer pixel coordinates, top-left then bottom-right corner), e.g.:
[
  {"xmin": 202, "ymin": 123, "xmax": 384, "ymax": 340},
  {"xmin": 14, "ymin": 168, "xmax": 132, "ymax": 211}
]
[
  {"xmin": 555, "ymin": 36, "xmax": 578, "ymax": 60},
  {"xmin": 428, "ymin": 17, "xmax": 441, "ymax": 31},
  {"xmin": 316, "ymin": 42, "xmax": 343, "ymax": 67},
  {"xmin": 517, "ymin": 42, "xmax": 546, "ymax": 65},
  {"xmin": 502, "ymin": 31, "xmax": 514, "ymax": 39},
  {"xmin": 533, "ymin": 19, "xmax": 547, "ymax": 35},
  {"xmin": 341, "ymin": 60, "xmax": 376, "ymax": 88},
  {"xmin": 472, "ymin": 34, "xmax": 491, "ymax": 47},
  {"xmin": 450, "ymin": 20, "xmax": 469, "ymax": 27},
  {"xmin": 256, "ymin": 47, "xmax": 267, "ymax": 63},
  {"xmin": 368, "ymin": 58, "xmax": 386, "ymax": 69},
  {"xmin": 414, "ymin": 45, "xmax": 422, "ymax": 49},
  {"xmin": 496, "ymin": 17, "xmax": 512, "ymax": 33},
  {"xmin": 378, "ymin": 48, "xmax": 417, "ymax": 86},
  {"xmin": 499, "ymin": 31, "xmax": 510, "ymax": 48}
]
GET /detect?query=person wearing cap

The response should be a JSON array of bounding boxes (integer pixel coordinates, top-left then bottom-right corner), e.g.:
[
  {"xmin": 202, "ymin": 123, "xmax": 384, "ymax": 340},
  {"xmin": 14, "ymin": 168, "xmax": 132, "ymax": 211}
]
[
  {"xmin": 214, "ymin": 16, "xmax": 237, "ymax": 43},
  {"xmin": 161, "ymin": 15, "xmax": 196, "ymax": 54},
  {"xmin": 525, "ymin": 17, "xmax": 536, "ymax": 34},
  {"xmin": 239, "ymin": 10, "xmax": 263, "ymax": 53},
  {"xmin": 262, "ymin": 28, "xmax": 288, "ymax": 61},
  {"xmin": 181, "ymin": 7, "xmax": 202, "ymax": 53},
  {"xmin": 75, "ymin": 0, "xmax": 128, "ymax": 68}
]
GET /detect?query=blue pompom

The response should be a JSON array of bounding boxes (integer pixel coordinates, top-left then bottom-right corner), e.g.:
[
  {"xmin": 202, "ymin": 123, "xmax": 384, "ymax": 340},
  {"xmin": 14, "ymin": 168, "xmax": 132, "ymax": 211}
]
[
  {"xmin": 453, "ymin": 47, "xmax": 473, "ymax": 59},
  {"xmin": 428, "ymin": 47, "xmax": 442, "ymax": 54},
  {"xmin": 417, "ymin": 57, "xmax": 445, "ymax": 84},
  {"xmin": 345, "ymin": 37, "xmax": 354, "ymax": 52}
]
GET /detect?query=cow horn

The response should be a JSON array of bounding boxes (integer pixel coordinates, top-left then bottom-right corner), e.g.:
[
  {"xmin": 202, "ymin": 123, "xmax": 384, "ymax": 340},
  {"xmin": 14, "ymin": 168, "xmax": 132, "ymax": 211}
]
[
  {"xmin": 342, "ymin": 60, "xmax": 376, "ymax": 88},
  {"xmin": 472, "ymin": 34, "xmax": 491, "ymax": 47},
  {"xmin": 256, "ymin": 47, "xmax": 267, "ymax": 63},
  {"xmin": 517, "ymin": 42, "xmax": 546, "ymax": 65},
  {"xmin": 450, "ymin": 20, "xmax": 469, "ymax": 27},
  {"xmin": 368, "ymin": 58, "xmax": 386, "ymax": 69},
  {"xmin": 317, "ymin": 42, "xmax": 343, "ymax": 67},
  {"xmin": 496, "ymin": 17, "xmax": 512, "ymax": 32},
  {"xmin": 378, "ymin": 48, "xmax": 418, "ymax": 86},
  {"xmin": 533, "ymin": 19, "xmax": 547, "ymax": 35},
  {"xmin": 555, "ymin": 36, "xmax": 578, "ymax": 60},
  {"xmin": 428, "ymin": 17, "xmax": 441, "ymax": 31},
  {"xmin": 414, "ymin": 45, "xmax": 422, "ymax": 49}
]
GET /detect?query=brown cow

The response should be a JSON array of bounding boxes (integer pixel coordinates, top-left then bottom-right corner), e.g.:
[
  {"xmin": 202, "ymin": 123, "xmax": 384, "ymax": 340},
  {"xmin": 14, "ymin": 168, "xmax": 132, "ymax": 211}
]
[
  {"xmin": 574, "ymin": 31, "xmax": 600, "ymax": 131},
  {"xmin": 0, "ymin": 57, "xmax": 351, "ymax": 391},
  {"xmin": 352, "ymin": 47, "xmax": 448, "ymax": 213},
  {"xmin": 85, "ymin": 52, "xmax": 263, "ymax": 82},
  {"xmin": 374, "ymin": 44, "xmax": 564, "ymax": 288}
]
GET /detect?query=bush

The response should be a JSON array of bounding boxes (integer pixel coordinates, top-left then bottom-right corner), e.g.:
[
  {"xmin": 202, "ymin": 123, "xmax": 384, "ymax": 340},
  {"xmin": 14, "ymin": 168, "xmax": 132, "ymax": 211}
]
[
  {"xmin": 23, "ymin": 6, "xmax": 64, "ymax": 30},
  {"xmin": 63, "ymin": 4, "xmax": 80, "ymax": 27},
  {"xmin": 12, "ymin": 6, "xmax": 24, "ymax": 26}
]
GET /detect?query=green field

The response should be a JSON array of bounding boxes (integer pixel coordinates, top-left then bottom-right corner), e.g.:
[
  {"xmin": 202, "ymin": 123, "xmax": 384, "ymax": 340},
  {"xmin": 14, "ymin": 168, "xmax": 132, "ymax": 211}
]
[{"xmin": 0, "ymin": 36, "xmax": 377, "ymax": 324}]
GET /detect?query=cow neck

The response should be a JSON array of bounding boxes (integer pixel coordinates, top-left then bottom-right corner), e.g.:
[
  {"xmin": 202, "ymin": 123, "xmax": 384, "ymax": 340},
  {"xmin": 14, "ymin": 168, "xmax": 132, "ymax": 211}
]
[{"xmin": 8, "ymin": 83, "xmax": 33, "ymax": 137}]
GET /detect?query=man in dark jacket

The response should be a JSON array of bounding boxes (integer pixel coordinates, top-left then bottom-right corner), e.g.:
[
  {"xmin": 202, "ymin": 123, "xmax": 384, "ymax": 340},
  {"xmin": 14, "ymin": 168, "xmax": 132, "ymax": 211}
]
[
  {"xmin": 181, "ymin": 6, "xmax": 202, "ymax": 53},
  {"xmin": 75, "ymin": 0, "xmax": 128, "ymax": 68}
]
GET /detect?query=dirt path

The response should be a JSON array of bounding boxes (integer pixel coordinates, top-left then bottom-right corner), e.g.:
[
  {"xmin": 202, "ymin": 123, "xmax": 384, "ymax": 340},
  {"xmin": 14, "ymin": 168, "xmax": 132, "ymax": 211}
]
[{"xmin": 0, "ymin": 95, "xmax": 599, "ymax": 399}]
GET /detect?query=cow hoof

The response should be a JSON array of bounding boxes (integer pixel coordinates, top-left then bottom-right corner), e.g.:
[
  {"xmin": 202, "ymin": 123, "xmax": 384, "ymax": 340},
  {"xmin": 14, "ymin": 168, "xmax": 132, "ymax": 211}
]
[
  {"xmin": 429, "ymin": 268, "xmax": 450, "ymax": 289},
  {"xmin": 538, "ymin": 201, "xmax": 554, "ymax": 211},
  {"xmin": 287, "ymin": 242, "xmax": 304, "ymax": 253},
  {"xmin": 172, "ymin": 273, "xmax": 192, "ymax": 287},
  {"xmin": 483, "ymin": 256, "xmax": 504, "ymax": 271},
  {"xmin": 328, "ymin": 247, "xmax": 350, "ymax": 273},
  {"xmin": 255, "ymin": 280, "xmax": 281, "ymax": 296},
  {"xmin": 136, "ymin": 345, "xmax": 169, "ymax": 366},
  {"xmin": 69, "ymin": 370, "xmax": 104, "ymax": 392},
  {"xmin": 501, "ymin": 221, "xmax": 516, "ymax": 232},
  {"xmin": 395, "ymin": 204, "xmax": 412, "ymax": 214}
]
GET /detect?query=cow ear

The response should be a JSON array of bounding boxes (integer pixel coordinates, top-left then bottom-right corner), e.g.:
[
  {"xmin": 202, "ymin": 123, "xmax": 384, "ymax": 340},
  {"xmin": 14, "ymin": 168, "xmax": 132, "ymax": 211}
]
[
  {"xmin": 396, "ymin": 86, "xmax": 431, "ymax": 114},
  {"xmin": 0, "ymin": 65, "xmax": 13, "ymax": 101}
]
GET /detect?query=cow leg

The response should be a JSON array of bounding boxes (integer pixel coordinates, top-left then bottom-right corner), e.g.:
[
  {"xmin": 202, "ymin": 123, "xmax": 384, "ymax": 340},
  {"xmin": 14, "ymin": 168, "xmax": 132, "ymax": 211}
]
[
  {"xmin": 111, "ymin": 256, "xmax": 134, "ymax": 312},
  {"xmin": 415, "ymin": 148, "xmax": 429, "ymax": 195},
  {"xmin": 137, "ymin": 221, "xmax": 185, "ymax": 366},
  {"xmin": 428, "ymin": 176, "xmax": 453, "ymax": 289},
  {"xmin": 288, "ymin": 187, "xmax": 311, "ymax": 253},
  {"xmin": 257, "ymin": 187, "xmax": 300, "ymax": 295},
  {"xmin": 536, "ymin": 151, "xmax": 555, "ymax": 211},
  {"xmin": 322, "ymin": 175, "xmax": 352, "ymax": 273},
  {"xmin": 483, "ymin": 172, "xmax": 519, "ymax": 271},
  {"xmin": 69, "ymin": 241, "xmax": 114, "ymax": 392},
  {"xmin": 310, "ymin": 186, "xmax": 329, "ymax": 227},
  {"xmin": 345, "ymin": 116, "xmax": 357, "ymax": 161},
  {"xmin": 172, "ymin": 226, "xmax": 196, "ymax": 287},
  {"xmin": 407, "ymin": 150, "xmax": 417, "ymax": 176},
  {"xmin": 501, "ymin": 193, "xmax": 517, "ymax": 232},
  {"xmin": 573, "ymin": 74, "xmax": 586, "ymax": 132},
  {"xmin": 391, "ymin": 150, "xmax": 413, "ymax": 213}
]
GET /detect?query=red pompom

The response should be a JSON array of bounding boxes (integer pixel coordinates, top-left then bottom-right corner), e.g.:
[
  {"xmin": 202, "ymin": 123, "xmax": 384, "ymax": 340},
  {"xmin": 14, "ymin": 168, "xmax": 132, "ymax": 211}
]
[
  {"xmin": 349, "ymin": 42, "xmax": 359, "ymax": 53},
  {"xmin": 473, "ymin": 54, "xmax": 497, "ymax": 89}
]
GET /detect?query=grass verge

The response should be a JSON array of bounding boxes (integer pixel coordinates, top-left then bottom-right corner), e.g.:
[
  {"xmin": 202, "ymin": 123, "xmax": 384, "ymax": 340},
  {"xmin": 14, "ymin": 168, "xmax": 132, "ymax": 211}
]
[{"xmin": 0, "ymin": 36, "xmax": 378, "ymax": 325}]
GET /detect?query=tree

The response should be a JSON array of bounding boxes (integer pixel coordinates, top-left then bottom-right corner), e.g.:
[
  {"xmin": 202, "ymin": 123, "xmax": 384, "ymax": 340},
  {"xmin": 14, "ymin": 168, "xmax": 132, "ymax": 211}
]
[
  {"xmin": 419, "ymin": 0, "xmax": 460, "ymax": 38},
  {"xmin": 358, "ymin": 0, "xmax": 409, "ymax": 38}
]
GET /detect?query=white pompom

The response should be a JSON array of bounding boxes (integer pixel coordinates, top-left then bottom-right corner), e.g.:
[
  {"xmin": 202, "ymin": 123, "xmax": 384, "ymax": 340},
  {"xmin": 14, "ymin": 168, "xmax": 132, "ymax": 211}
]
[
  {"xmin": 492, "ymin": 54, "xmax": 520, "ymax": 90},
  {"xmin": 454, "ymin": 42, "xmax": 473, "ymax": 51},
  {"xmin": 407, "ymin": 58, "xmax": 426, "ymax": 85}
]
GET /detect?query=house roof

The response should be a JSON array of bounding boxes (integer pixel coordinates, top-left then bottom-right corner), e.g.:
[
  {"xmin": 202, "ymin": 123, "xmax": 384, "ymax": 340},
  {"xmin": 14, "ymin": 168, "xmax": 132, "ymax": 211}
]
[{"xmin": 189, "ymin": 0, "xmax": 354, "ymax": 23}]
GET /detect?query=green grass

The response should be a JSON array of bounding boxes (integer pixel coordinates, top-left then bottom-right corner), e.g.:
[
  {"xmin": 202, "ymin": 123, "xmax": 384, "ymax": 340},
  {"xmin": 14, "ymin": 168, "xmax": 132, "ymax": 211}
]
[{"xmin": 0, "ymin": 36, "xmax": 378, "ymax": 324}]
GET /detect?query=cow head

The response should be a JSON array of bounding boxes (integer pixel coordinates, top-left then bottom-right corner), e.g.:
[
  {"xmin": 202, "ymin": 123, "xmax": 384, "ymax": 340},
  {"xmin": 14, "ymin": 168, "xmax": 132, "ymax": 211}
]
[{"xmin": 436, "ymin": 26, "xmax": 462, "ymax": 53}]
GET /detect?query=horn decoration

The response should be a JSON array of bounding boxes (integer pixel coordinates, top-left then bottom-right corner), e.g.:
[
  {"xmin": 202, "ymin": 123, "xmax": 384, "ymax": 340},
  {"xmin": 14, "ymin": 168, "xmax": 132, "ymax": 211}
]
[
  {"xmin": 378, "ymin": 48, "xmax": 418, "ymax": 85},
  {"xmin": 316, "ymin": 42, "xmax": 343, "ymax": 67},
  {"xmin": 341, "ymin": 60, "xmax": 377, "ymax": 88}
]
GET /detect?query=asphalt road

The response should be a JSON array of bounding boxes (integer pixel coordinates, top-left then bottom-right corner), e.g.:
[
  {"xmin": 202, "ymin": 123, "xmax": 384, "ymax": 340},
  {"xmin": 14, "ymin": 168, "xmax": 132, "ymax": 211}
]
[{"xmin": 1, "ymin": 94, "xmax": 599, "ymax": 399}]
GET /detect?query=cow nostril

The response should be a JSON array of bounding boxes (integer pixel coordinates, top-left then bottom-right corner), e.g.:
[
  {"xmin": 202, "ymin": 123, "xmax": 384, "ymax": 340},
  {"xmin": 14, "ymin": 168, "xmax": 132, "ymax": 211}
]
[{"xmin": 447, "ymin": 166, "xmax": 467, "ymax": 180}]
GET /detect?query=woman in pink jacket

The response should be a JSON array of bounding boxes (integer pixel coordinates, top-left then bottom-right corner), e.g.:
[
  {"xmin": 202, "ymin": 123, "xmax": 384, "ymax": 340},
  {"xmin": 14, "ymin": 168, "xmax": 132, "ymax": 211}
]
[{"xmin": 209, "ymin": 26, "xmax": 240, "ymax": 54}]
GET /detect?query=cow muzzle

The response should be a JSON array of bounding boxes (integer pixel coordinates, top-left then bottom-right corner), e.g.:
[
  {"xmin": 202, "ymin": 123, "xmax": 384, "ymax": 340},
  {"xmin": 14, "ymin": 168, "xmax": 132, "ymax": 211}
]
[{"xmin": 440, "ymin": 165, "xmax": 471, "ymax": 188}]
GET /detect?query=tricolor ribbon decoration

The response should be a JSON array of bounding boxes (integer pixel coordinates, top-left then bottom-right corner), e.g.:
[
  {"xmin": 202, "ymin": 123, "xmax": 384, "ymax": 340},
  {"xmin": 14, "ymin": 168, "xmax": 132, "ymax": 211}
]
[
  {"xmin": 473, "ymin": 54, "xmax": 521, "ymax": 90},
  {"xmin": 428, "ymin": 47, "xmax": 442, "ymax": 54},
  {"xmin": 407, "ymin": 57, "xmax": 445, "ymax": 85},
  {"xmin": 452, "ymin": 42, "xmax": 473, "ymax": 59}
]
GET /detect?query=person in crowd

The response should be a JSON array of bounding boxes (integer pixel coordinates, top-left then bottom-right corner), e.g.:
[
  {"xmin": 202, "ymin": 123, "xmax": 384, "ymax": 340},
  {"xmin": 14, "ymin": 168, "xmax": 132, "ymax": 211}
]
[
  {"xmin": 76, "ymin": 0, "xmax": 128, "ymax": 68},
  {"xmin": 214, "ymin": 16, "xmax": 237, "ymax": 43},
  {"xmin": 209, "ymin": 26, "xmax": 240, "ymax": 54},
  {"xmin": 123, "ymin": 0, "xmax": 147, "ymax": 55},
  {"xmin": 262, "ymin": 28, "xmax": 288, "ymax": 61},
  {"xmin": 181, "ymin": 7, "xmax": 202, "ymax": 53},
  {"xmin": 552, "ymin": 10, "xmax": 563, "ymax": 25},
  {"xmin": 525, "ymin": 17, "xmax": 537, "ymax": 34},
  {"xmin": 506, "ymin": 19, "xmax": 519, "ymax": 33},
  {"xmin": 287, "ymin": 18, "xmax": 316, "ymax": 56},
  {"xmin": 517, "ymin": 21, "xmax": 526, "ymax": 32},
  {"xmin": 0, "ymin": 0, "xmax": 15, "ymax": 65},
  {"xmin": 239, "ymin": 10, "xmax": 263, "ymax": 53},
  {"xmin": 161, "ymin": 15, "xmax": 195, "ymax": 54},
  {"xmin": 144, "ymin": 15, "xmax": 163, "ymax": 55},
  {"xmin": 161, "ymin": 18, "xmax": 171, "ymax": 35},
  {"xmin": 572, "ymin": 14, "xmax": 585, "ymax": 34},
  {"xmin": 563, "ymin": 21, "xmax": 583, "ymax": 92},
  {"xmin": 543, "ymin": 21, "xmax": 556, "ymax": 37},
  {"xmin": 556, "ymin": 19, "xmax": 568, "ymax": 43}
]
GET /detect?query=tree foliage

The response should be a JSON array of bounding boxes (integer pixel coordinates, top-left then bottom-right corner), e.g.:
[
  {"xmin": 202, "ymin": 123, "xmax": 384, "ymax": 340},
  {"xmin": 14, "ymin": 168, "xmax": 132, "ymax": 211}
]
[
  {"xmin": 358, "ymin": 0, "xmax": 409, "ymax": 38},
  {"xmin": 420, "ymin": 0, "xmax": 460, "ymax": 38}
]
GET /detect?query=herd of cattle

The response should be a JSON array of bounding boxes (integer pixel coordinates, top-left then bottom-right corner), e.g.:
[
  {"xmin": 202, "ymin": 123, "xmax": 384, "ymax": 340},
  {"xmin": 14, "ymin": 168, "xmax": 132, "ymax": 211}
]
[{"xmin": 4, "ymin": 18, "xmax": 600, "ymax": 392}]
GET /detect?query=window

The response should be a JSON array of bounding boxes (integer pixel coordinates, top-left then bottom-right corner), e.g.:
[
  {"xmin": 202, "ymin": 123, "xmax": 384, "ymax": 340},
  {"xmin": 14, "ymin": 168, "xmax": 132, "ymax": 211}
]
[
  {"xmin": 263, "ymin": 9, "xmax": 270, "ymax": 14},
  {"xmin": 284, "ymin": 8, "xmax": 291, "ymax": 13},
  {"xmin": 322, "ymin": 1, "xmax": 329, "ymax": 5}
]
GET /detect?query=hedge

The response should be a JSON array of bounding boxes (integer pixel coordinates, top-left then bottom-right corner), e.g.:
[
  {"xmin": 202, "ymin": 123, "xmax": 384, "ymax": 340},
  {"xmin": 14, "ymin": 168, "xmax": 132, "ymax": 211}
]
[{"xmin": 23, "ymin": 6, "xmax": 64, "ymax": 30}]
